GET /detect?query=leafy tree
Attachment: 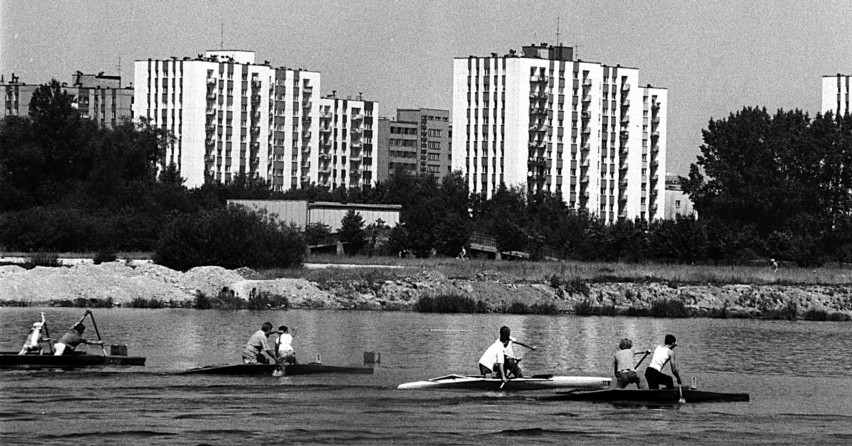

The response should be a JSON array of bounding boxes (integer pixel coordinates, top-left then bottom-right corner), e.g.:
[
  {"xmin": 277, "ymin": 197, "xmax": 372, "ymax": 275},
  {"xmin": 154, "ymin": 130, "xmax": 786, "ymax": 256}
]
[
  {"xmin": 304, "ymin": 222, "xmax": 333, "ymax": 245},
  {"xmin": 153, "ymin": 205, "xmax": 305, "ymax": 270},
  {"xmin": 338, "ymin": 209, "xmax": 365, "ymax": 256}
]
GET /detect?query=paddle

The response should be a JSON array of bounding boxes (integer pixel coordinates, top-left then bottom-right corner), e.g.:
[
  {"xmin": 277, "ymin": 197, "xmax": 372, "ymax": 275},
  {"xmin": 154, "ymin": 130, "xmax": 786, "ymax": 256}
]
[
  {"xmin": 41, "ymin": 313, "xmax": 55, "ymax": 355},
  {"xmin": 634, "ymin": 350, "xmax": 651, "ymax": 369},
  {"xmin": 84, "ymin": 310, "xmax": 109, "ymax": 357},
  {"xmin": 678, "ymin": 384, "xmax": 686, "ymax": 403},
  {"xmin": 499, "ymin": 343, "xmax": 537, "ymax": 389}
]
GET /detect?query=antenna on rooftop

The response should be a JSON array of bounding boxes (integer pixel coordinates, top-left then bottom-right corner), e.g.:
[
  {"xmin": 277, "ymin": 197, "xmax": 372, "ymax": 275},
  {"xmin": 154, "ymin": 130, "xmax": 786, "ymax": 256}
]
[
  {"xmin": 220, "ymin": 22, "xmax": 224, "ymax": 50},
  {"xmin": 556, "ymin": 17, "xmax": 560, "ymax": 46},
  {"xmin": 118, "ymin": 56, "xmax": 122, "ymax": 87}
]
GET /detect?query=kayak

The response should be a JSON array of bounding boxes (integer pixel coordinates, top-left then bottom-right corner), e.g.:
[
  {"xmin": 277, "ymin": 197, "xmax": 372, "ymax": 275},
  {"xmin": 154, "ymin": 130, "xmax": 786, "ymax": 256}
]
[
  {"xmin": 180, "ymin": 362, "xmax": 374, "ymax": 376},
  {"xmin": 397, "ymin": 374, "xmax": 612, "ymax": 391},
  {"xmin": 0, "ymin": 352, "xmax": 146, "ymax": 369},
  {"xmin": 541, "ymin": 388, "xmax": 750, "ymax": 403}
]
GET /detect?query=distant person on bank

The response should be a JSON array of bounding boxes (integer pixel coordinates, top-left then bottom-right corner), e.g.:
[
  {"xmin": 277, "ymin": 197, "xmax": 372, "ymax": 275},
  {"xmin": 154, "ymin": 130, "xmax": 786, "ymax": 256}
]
[{"xmin": 242, "ymin": 322, "xmax": 277, "ymax": 364}]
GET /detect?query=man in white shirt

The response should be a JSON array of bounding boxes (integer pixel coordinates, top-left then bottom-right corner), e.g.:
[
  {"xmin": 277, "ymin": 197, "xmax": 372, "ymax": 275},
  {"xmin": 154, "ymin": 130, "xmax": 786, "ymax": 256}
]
[{"xmin": 478, "ymin": 326, "xmax": 513, "ymax": 383}]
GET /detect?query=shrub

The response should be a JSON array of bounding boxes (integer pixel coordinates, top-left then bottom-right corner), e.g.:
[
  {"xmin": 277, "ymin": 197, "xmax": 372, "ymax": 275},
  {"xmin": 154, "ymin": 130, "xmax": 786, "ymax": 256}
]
[
  {"xmin": 153, "ymin": 205, "xmax": 307, "ymax": 271},
  {"xmin": 414, "ymin": 294, "xmax": 489, "ymax": 313},
  {"xmin": 649, "ymin": 299, "xmax": 689, "ymax": 318},
  {"xmin": 802, "ymin": 308, "xmax": 828, "ymax": 321},
  {"xmin": 93, "ymin": 248, "xmax": 117, "ymax": 264},
  {"xmin": 129, "ymin": 297, "xmax": 165, "ymax": 308},
  {"xmin": 22, "ymin": 251, "xmax": 61, "ymax": 269},
  {"xmin": 762, "ymin": 301, "xmax": 798, "ymax": 320},
  {"xmin": 247, "ymin": 291, "xmax": 289, "ymax": 310},
  {"xmin": 566, "ymin": 278, "xmax": 591, "ymax": 297},
  {"xmin": 573, "ymin": 300, "xmax": 617, "ymax": 316}
]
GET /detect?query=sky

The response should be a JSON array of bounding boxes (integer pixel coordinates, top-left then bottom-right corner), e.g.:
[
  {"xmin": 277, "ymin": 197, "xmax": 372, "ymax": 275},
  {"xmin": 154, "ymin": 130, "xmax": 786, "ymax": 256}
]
[{"xmin": 2, "ymin": 0, "xmax": 850, "ymax": 176}]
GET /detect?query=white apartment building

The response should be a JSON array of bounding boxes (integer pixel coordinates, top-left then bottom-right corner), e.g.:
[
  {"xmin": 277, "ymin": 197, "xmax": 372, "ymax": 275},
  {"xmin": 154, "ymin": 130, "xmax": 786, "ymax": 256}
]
[
  {"xmin": 451, "ymin": 44, "xmax": 666, "ymax": 222},
  {"xmin": 133, "ymin": 50, "xmax": 320, "ymax": 190},
  {"xmin": 316, "ymin": 94, "xmax": 378, "ymax": 189},
  {"xmin": 822, "ymin": 74, "xmax": 852, "ymax": 116}
]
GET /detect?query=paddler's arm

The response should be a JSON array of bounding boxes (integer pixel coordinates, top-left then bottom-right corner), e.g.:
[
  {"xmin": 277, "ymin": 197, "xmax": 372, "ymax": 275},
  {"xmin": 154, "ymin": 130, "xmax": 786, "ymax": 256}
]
[
  {"xmin": 613, "ymin": 356, "xmax": 619, "ymax": 377},
  {"xmin": 512, "ymin": 339, "xmax": 536, "ymax": 350},
  {"xmin": 670, "ymin": 351, "xmax": 682, "ymax": 385},
  {"xmin": 496, "ymin": 363, "xmax": 508, "ymax": 383}
]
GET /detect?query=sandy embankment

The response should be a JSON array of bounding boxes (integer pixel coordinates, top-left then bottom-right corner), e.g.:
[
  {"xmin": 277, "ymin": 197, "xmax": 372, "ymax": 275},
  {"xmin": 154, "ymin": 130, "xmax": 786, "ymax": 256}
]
[{"xmin": 1, "ymin": 262, "xmax": 851, "ymax": 316}]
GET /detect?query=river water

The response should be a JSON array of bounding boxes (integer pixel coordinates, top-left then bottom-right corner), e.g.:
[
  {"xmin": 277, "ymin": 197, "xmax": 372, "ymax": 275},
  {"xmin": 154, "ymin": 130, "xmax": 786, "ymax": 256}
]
[{"xmin": 1, "ymin": 307, "xmax": 851, "ymax": 445}]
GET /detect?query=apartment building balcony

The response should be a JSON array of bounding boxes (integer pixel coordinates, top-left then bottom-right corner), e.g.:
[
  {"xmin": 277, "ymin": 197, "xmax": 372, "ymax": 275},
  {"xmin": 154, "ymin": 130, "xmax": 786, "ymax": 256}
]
[
  {"xmin": 650, "ymin": 159, "xmax": 659, "ymax": 169},
  {"xmin": 620, "ymin": 130, "xmax": 629, "ymax": 139},
  {"xmin": 350, "ymin": 154, "xmax": 362, "ymax": 162},
  {"xmin": 206, "ymin": 92, "xmax": 217, "ymax": 100},
  {"xmin": 527, "ymin": 157, "xmax": 546, "ymax": 167},
  {"xmin": 530, "ymin": 74, "xmax": 546, "ymax": 83},
  {"xmin": 651, "ymin": 130, "xmax": 660, "ymax": 139},
  {"xmin": 301, "ymin": 144, "xmax": 311, "ymax": 154},
  {"xmin": 302, "ymin": 129, "xmax": 312, "ymax": 138},
  {"xmin": 250, "ymin": 126, "xmax": 261, "ymax": 135},
  {"xmin": 302, "ymin": 100, "xmax": 312, "ymax": 109},
  {"xmin": 207, "ymin": 77, "xmax": 217, "ymax": 86},
  {"xmin": 529, "ymin": 90, "xmax": 547, "ymax": 99},
  {"xmin": 652, "ymin": 116, "xmax": 660, "ymax": 125},
  {"xmin": 580, "ymin": 175, "xmax": 589, "ymax": 184},
  {"xmin": 622, "ymin": 83, "xmax": 631, "ymax": 92},
  {"xmin": 352, "ymin": 113, "xmax": 363, "ymax": 121},
  {"xmin": 581, "ymin": 126, "xmax": 591, "ymax": 135},
  {"xmin": 581, "ymin": 143, "xmax": 590, "ymax": 152},
  {"xmin": 302, "ymin": 84, "xmax": 313, "ymax": 93},
  {"xmin": 320, "ymin": 125, "xmax": 331, "ymax": 133},
  {"xmin": 351, "ymin": 140, "xmax": 362, "ymax": 148},
  {"xmin": 318, "ymin": 164, "xmax": 331, "ymax": 174},
  {"xmin": 652, "ymin": 102, "xmax": 660, "ymax": 112},
  {"xmin": 205, "ymin": 107, "xmax": 216, "ymax": 115},
  {"xmin": 351, "ymin": 127, "xmax": 363, "ymax": 135},
  {"xmin": 582, "ymin": 95, "xmax": 591, "ymax": 103},
  {"xmin": 580, "ymin": 159, "xmax": 590, "ymax": 168},
  {"xmin": 622, "ymin": 99, "xmax": 631, "ymax": 107},
  {"xmin": 651, "ymin": 144, "xmax": 660, "ymax": 154},
  {"xmin": 621, "ymin": 115, "xmax": 630, "ymax": 124},
  {"xmin": 320, "ymin": 111, "xmax": 333, "ymax": 119},
  {"xmin": 251, "ymin": 79, "xmax": 262, "ymax": 89},
  {"xmin": 619, "ymin": 161, "xmax": 628, "ymax": 171},
  {"xmin": 650, "ymin": 173, "xmax": 659, "ymax": 184},
  {"xmin": 529, "ymin": 106, "xmax": 547, "ymax": 115}
]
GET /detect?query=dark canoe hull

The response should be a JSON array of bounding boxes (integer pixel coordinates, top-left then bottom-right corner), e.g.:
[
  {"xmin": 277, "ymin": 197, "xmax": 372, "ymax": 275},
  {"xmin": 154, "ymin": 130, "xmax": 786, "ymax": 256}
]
[
  {"xmin": 180, "ymin": 363, "xmax": 374, "ymax": 376},
  {"xmin": 0, "ymin": 352, "xmax": 146, "ymax": 369},
  {"xmin": 543, "ymin": 388, "xmax": 750, "ymax": 403}
]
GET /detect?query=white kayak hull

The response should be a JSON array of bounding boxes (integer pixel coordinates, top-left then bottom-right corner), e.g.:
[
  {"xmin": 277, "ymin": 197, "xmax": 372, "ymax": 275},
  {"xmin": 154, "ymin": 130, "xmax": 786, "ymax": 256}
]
[{"xmin": 397, "ymin": 374, "xmax": 611, "ymax": 391}]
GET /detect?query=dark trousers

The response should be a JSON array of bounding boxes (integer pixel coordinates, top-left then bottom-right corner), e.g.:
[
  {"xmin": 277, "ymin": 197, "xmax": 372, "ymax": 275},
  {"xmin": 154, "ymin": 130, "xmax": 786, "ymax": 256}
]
[
  {"xmin": 504, "ymin": 358, "xmax": 523, "ymax": 378},
  {"xmin": 644, "ymin": 367, "xmax": 674, "ymax": 389}
]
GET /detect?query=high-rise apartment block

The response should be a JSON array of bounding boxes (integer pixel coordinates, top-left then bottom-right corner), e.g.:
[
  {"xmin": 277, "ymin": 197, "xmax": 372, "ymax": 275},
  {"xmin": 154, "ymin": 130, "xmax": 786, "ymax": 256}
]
[
  {"xmin": 2, "ymin": 71, "xmax": 133, "ymax": 128},
  {"xmin": 317, "ymin": 93, "xmax": 378, "ymax": 189},
  {"xmin": 822, "ymin": 74, "xmax": 852, "ymax": 116},
  {"xmin": 134, "ymin": 50, "xmax": 377, "ymax": 191},
  {"xmin": 377, "ymin": 108, "xmax": 452, "ymax": 182},
  {"xmin": 451, "ymin": 44, "xmax": 666, "ymax": 222}
]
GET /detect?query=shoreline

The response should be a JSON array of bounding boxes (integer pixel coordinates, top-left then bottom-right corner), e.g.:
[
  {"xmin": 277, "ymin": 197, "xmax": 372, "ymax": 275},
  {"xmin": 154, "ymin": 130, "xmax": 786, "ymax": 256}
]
[{"xmin": 1, "ymin": 261, "xmax": 851, "ymax": 320}]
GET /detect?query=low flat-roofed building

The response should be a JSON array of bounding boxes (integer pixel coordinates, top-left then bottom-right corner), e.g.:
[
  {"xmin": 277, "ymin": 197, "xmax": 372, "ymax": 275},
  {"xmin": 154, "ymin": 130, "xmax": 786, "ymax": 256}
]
[{"xmin": 228, "ymin": 199, "xmax": 401, "ymax": 231}]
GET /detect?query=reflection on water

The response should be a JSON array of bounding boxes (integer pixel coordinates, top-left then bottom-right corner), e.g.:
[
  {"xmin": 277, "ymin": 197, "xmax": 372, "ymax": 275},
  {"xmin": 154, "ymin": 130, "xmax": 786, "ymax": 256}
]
[
  {"xmin": 1, "ymin": 307, "xmax": 851, "ymax": 377},
  {"xmin": 1, "ymin": 307, "xmax": 852, "ymax": 445}
]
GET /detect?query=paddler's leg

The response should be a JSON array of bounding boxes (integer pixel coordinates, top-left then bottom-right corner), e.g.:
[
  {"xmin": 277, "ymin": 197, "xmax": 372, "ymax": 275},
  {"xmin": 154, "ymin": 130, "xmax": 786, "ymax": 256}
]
[
  {"xmin": 504, "ymin": 357, "xmax": 523, "ymax": 378},
  {"xmin": 479, "ymin": 364, "xmax": 492, "ymax": 378}
]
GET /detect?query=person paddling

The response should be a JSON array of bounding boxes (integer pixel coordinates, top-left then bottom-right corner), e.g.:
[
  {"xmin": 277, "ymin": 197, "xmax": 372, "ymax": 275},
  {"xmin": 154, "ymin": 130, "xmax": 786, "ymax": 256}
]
[
  {"xmin": 242, "ymin": 322, "xmax": 277, "ymax": 364},
  {"xmin": 53, "ymin": 323, "xmax": 102, "ymax": 356},
  {"xmin": 478, "ymin": 326, "xmax": 512, "ymax": 384},
  {"xmin": 18, "ymin": 313, "xmax": 48, "ymax": 355},
  {"xmin": 503, "ymin": 329, "xmax": 535, "ymax": 378},
  {"xmin": 275, "ymin": 325, "xmax": 297, "ymax": 365},
  {"xmin": 644, "ymin": 334, "xmax": 682, "ymax": 389},
  {"xmin": 613, "ymin": 338, "xmax": 649, "ymax": 389}
]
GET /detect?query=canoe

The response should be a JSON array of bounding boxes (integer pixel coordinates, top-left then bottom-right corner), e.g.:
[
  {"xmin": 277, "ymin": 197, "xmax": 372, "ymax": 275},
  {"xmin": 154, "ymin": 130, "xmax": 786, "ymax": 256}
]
[
  {"xmin": 0, "ymin": 352, "xmax": 146, "ymax": 369},
  {"xmin": 541, "ymin": 388, "xmax": 750, "ymax": 403},
  {"xmin": 397, "ymin": 374, "xmax": 612, "ymax": 391},
  {"xmin": 180, "ymin": 362, "xmax": 374, "ymax": 376}
]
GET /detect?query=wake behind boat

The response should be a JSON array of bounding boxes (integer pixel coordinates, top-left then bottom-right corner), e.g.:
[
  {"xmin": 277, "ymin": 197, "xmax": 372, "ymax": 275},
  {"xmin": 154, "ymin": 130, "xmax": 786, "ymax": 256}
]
[
  {"xmin": 541, "ymin": 387, "xmax": 750, "ymax": 403},
  {"xmin": 397, "ymin": 374, "xmax": 612, "ymax": 391},
  {"xmin": 180, "ymin": 362, "xmax": 374, "ymax": 376}
]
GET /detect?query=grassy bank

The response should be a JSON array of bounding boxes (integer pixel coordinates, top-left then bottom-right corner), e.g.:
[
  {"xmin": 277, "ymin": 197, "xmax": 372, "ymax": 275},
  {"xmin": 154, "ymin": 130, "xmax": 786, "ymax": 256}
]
[{"xmin": 270, "ymin": 255, "xmax": 852, "ymax": 287}]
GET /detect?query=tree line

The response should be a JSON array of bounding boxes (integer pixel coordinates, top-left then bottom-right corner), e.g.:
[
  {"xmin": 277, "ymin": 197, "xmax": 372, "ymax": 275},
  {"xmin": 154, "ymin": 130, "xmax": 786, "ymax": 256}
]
[{"xmin": 2, "ymin": 82, "xmax": 850, "ymax": 267}]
